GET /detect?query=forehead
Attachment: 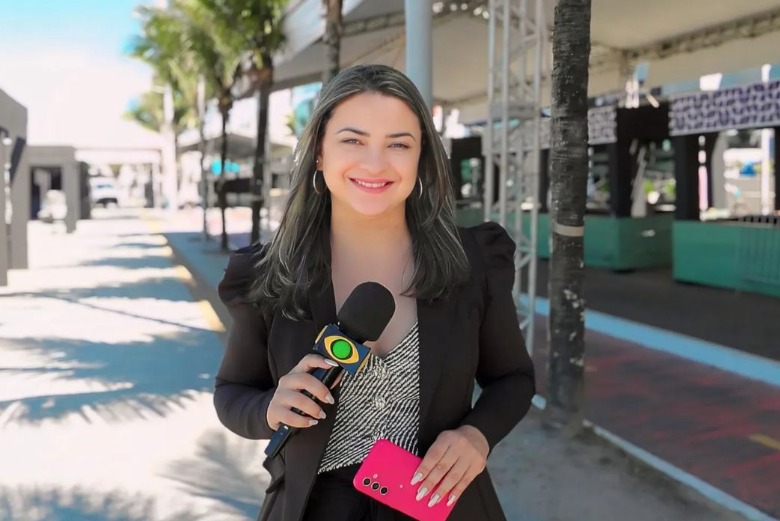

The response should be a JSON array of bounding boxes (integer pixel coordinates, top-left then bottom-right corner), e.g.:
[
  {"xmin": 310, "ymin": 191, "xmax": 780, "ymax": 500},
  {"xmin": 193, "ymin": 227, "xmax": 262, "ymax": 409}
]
[{"xmin": 326, "ymin": 92, "xmax": 421, "ymax": 133}]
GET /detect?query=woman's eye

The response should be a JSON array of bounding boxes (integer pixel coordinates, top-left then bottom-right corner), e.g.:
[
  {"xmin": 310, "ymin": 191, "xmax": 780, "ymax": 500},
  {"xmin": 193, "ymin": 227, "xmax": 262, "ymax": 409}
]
[
  {"xmin": 391, "ymin": 143, "xmax": 410, "ymax": 149},
  {"xmin": 342, "ymin": 138, "xmax": 360, "ymax": 144}
]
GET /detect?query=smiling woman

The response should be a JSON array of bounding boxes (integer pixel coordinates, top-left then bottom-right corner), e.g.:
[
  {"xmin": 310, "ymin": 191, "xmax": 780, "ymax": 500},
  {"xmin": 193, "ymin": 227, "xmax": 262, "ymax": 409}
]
[
  {"xmin": 319, "ymin": 92, "xmax": 421, "ymax": 220},
  {"xmin": 213, "ymin": 64, "xmax": 535, "ymax": 521}
]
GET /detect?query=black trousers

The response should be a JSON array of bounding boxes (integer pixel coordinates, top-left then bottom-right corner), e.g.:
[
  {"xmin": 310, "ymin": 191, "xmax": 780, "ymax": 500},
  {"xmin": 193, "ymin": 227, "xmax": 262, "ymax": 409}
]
[
  {"xmin": 302, "ymin": 464, "xmax": 413, "ymax": 521},
  {"xmin": 303, "ymin": 464, "xmax": 376, "ymax": 521}
]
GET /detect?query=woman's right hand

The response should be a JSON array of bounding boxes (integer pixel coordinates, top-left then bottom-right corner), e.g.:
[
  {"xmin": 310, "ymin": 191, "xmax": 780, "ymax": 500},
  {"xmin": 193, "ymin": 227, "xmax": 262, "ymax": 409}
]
[{"xmin": 266, "ymin": 354, "xmax": 338, "ymax": 431}]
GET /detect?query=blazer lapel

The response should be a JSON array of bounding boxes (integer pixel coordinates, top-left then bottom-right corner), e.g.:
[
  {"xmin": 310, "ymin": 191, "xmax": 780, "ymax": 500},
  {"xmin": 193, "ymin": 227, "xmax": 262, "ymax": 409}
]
[{"xmin": 417, "ymin": 296, "xmax": 450, "ymax": 434}]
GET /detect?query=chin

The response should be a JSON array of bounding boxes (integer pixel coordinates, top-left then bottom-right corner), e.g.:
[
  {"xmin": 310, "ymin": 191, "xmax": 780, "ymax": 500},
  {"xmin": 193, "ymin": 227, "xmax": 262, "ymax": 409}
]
[{"xmin": 343, "ymin": 200, "xmax": 405, "ymax": 220}]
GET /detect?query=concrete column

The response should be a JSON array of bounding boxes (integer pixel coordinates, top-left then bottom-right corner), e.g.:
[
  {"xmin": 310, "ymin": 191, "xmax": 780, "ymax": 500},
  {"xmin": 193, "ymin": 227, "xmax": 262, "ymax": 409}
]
[
  {"xmin": 63, "ymin": 161, "xmax": 79, "ymax": 233},
  {"xmin": 673, "ymin": 135, "xmax": 700, "ymax": 220},
  {"xmin": 607, "ymin": 140, "xmax": 632, "ymax": 218},
  {"xmin": 162, "ymin": 85, "xmax": 178, "ymax": 211},
  {"xmin": 0, "ymin": 134, "xmax": 8, "ymax": 286},
  {"xmin": 10, "ymin": 143, "xmax": 29, "ymax": 269},
  {"xmin": 404, "ymin": 0, "xmax": 432, "ymax": 108}
]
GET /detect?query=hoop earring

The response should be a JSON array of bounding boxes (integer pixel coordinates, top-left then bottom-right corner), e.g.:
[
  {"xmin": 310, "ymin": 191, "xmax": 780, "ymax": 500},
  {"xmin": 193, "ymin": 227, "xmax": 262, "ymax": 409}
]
[
  {"xmin": 417, "ymin": 177, "xmax": 424, "ymax": 199},
  {"xmin": 312, "ymin": 170, "xmax": 325, "ymax": 195}
]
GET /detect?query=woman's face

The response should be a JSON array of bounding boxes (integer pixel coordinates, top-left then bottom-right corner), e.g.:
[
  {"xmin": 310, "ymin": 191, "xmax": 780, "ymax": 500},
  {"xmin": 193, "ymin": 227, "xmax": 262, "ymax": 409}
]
[{"xmin": 318, "ymin": 92, "xmax": 422, "ymax": 220}]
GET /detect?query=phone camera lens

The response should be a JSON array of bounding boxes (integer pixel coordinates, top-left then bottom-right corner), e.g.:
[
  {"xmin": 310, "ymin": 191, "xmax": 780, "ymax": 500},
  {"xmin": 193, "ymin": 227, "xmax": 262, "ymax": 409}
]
[
  {"xmin": 371, "ymin": 483, "xmax": 380, "ymax": 490},
  {"xmin": 380, "ymin": 487, "xmax": 388, "ymax": 495},
  {"xmin": 362, "ymin": 478, "xmax": 371, "ymax": 486}
]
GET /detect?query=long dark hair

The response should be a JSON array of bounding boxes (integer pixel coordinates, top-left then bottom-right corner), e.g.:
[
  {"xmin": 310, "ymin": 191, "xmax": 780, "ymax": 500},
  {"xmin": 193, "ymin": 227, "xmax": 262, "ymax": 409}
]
[{"xmin": 251, "ymin": 64, "xmax": 469, "ymax": 319}]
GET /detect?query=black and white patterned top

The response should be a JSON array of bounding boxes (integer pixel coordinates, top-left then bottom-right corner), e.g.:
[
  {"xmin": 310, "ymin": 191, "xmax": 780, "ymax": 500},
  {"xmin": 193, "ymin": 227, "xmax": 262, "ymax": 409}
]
[{"xmin": 317, "ymin": 322, "xmax": 420, "ymax": 474}]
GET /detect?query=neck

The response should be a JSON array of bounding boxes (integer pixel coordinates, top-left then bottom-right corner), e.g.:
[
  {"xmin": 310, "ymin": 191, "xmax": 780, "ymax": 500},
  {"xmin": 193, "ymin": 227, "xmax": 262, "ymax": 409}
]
[{"xmin": 329, "ymin": 204, "xmax": 412, "ymax": 257}]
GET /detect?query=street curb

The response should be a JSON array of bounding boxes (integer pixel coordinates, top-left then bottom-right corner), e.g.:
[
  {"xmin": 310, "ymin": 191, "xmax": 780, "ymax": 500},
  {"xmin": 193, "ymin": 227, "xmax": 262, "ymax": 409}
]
[
  {"xmin": 140, "ymin": 212, "xmax": 232, "ymax": 340},
  {"xmin": 163, "ymin": 235, "xmax": 232, "ymax": 338},
  {"xmin": 532, "ymin": 396, "xmax": 779, "ymax": 521},
  {"xmin": 532, "ymin": 296, "xmax": 780, "ymax": 388}
]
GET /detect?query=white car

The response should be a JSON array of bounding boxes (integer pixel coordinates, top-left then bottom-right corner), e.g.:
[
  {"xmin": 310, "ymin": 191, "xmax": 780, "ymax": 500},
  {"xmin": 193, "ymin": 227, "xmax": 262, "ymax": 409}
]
[{"xmin": 89, "ymin": 177, "xmax": 119, "ymax": 207}]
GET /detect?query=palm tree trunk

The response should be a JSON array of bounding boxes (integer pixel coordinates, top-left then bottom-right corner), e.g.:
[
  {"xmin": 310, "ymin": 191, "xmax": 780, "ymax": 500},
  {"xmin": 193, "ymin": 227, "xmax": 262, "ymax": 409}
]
[
  {"xmin": 250, "ymin": 56, "xmax": 274, "ymax": 245},
  {"xmin": 198, "ymin": 115, "xmax": 209, "ymax": 241},
  {"xmin": 219, "ymin": 108, "xmax": 230, "ymax": 252},
  {"xmin": 545, "ymin": 0, "xmax": 591, "ymax": 436},
  {"xmin": 322, "ymin": 0, "xmax": 343, "ymax": 84}
]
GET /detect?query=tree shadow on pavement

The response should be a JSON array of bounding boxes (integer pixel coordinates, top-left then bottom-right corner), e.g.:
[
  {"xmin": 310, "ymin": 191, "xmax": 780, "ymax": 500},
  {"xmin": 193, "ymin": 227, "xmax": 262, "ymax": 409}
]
[
  {"xmin": 0, "ymin": 486, "xmax": 207, "ymax": 521},
  {"xmin": 2, "ymin": 275, "xmax": 198, "ymax": 305},
  {"xmin": 162, "ymin": 429, "xmax": 270, "ymax": 520},
  {"xmin": 75, "ymin": 255, "xmax": 176, "ymax": 271},
  {"xmin": 0, "ymin": 328, "xmax": 222, "ymax": 425}
]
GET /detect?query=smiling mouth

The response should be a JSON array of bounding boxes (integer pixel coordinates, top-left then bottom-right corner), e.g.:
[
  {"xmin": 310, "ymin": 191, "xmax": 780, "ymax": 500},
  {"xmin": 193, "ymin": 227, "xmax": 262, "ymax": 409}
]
[{"xmin": 351, "ymin": 179, "xmax": 391, "ymax": 189}]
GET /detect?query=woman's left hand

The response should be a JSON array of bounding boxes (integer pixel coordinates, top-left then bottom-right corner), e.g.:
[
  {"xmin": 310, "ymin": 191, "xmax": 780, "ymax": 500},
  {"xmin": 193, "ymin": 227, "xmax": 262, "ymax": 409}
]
[{"xmin": 411, "ymin": 425, "xmax": 489, "ymax": 508}]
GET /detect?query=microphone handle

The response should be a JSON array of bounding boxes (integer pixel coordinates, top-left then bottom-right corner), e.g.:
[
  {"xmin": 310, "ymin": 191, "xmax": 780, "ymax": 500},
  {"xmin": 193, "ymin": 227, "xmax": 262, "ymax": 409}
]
[{"xmin": 264, "ymin": 365, "xmax": 344, "ymax": 458}]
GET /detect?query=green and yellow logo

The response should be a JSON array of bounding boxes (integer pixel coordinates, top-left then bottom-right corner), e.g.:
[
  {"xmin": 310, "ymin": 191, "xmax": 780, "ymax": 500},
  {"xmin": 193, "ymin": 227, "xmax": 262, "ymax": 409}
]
[{"xmin": 323, "ymin": 335, "xmax": 359, "ymax": 364}]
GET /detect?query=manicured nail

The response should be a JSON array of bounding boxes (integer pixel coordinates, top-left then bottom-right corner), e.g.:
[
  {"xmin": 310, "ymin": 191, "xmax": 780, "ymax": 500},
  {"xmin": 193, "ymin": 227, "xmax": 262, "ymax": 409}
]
[
  {"xmin": 415, "ymin": 487, "xmax": 428, "ymax": 502},
  {"xmin": 410, "ymin": 472, "xmax": 423, "ymax": 485},
  {"xmin": 308, "ymin": 419, "xmax": 319, "ymax": 426},
  {"xmin": 325, "ymin": 394, "xmax": 335, "ymax": 404},
  {"xmin": 325, "ymin": 359, "xmax": 339, "ymax": 367},
  {"xmin": 318, "ymin": 410, "xmax": 326, "ymax": 419},
  {"xmin": 427, "ymin": 494, "xmax": 440, "ymax": 508},
  {"xmin": 447, "ymin": 495, "xmax": 457, "ymax": 507}
]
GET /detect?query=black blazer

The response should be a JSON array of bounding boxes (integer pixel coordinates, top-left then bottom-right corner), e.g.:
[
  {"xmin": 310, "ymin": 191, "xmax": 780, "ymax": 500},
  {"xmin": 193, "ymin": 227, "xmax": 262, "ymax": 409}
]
[{"xmin": 214, "ymin": 222, "xmax": 536, "ymax": 521}]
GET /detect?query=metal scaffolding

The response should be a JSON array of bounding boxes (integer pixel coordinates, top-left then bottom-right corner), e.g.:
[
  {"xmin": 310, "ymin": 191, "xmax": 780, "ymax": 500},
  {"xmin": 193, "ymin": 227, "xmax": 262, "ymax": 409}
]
[{"xmin": 483, "ymin": 0, "xmax": 546, "ymax": 353}]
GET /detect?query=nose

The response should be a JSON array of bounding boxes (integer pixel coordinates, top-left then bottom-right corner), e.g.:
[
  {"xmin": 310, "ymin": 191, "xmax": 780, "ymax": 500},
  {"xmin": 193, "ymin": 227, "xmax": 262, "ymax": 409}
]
[{"xmin": 362, "ymin": 146, "xmax": 388, "ymax": 174}]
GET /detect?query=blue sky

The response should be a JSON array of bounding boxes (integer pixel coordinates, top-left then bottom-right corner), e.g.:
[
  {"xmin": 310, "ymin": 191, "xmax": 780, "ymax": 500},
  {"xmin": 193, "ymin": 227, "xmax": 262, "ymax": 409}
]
[
  {"xmin": 1, "ymin": 0, "xmax": 142, "ymax": 57},
  {"xmin": 0, "ymin": 0, "xmax": 159, "ymax": 147}
]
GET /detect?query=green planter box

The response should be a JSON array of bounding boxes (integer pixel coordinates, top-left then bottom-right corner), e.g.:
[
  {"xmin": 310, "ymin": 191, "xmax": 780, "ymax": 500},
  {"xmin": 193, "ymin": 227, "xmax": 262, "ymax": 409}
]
[
  {"xmin": 456, "ymin": 208, "xmax": 672, "ymax": 271},
  {"xmin": 673, "ymin": 220, "xmax": 780, "ymax": 298}
]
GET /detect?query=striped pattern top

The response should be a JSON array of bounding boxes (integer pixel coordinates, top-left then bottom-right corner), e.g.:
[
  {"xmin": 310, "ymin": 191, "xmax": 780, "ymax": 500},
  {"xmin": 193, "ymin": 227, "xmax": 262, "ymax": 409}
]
[{"xmin": 317, "ymin": 322, "xmax": 421, "ymax": 474}]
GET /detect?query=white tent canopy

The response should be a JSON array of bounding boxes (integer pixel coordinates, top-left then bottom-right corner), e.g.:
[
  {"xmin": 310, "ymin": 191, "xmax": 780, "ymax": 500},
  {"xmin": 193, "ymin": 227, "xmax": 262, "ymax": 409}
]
[{"xmin": 273, "ymin": 0, "xmax": 780, "ymax": 123}]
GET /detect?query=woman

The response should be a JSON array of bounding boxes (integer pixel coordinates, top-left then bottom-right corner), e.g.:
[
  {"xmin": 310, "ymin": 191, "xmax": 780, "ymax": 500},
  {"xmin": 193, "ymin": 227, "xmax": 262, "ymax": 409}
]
[{"xmin": 214, "ymin": 64, "xmax": 535, "ymax": 521}]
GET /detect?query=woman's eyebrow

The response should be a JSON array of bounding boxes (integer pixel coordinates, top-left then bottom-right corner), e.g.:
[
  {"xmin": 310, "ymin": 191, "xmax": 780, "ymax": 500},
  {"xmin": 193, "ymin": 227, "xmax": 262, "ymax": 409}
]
[{"xmin": 336, "ymin": 127, "xmax": 417, "ymax": 141}]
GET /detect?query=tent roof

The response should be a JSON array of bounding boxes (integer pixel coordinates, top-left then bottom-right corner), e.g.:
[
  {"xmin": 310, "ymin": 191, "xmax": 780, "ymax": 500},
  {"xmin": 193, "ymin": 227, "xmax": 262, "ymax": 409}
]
[{"xmin": 273, "ymin": 0, "xmax": 780, "ymax": 122}]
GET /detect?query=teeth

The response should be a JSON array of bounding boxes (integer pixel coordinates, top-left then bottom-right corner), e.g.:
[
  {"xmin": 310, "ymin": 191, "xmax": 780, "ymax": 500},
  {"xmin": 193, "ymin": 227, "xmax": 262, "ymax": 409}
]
[{"xmin": 354, "ymin": 179, "xmax": 387, "ymax": 189}]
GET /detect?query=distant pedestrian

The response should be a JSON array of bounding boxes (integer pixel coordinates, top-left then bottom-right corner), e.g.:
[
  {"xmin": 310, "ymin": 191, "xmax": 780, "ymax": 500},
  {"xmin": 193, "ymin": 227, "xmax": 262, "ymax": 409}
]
[{"xmin": 213, "ymin": 64, "xmax": 535, "ymax": 521}]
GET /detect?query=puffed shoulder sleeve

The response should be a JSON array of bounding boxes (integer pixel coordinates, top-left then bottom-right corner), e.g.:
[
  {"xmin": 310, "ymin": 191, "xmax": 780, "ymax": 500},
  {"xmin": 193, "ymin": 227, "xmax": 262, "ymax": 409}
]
[
  {"xmin": 460, "ymin": 222, "xmax": 536, "ymax": 452},
  {"xmin": 218, "ymin": 243, "xmax": 265, "ymax": 305},
  {"xmin": 213, "ymin": 243, "xmax": 277, "ymax": 440}
]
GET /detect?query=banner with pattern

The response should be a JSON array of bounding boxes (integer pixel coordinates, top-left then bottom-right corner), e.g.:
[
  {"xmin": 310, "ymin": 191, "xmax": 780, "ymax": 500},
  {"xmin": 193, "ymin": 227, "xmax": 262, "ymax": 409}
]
[{"xmin": 669, "ymin": 80, "xmax": 780, "ymax": 136}]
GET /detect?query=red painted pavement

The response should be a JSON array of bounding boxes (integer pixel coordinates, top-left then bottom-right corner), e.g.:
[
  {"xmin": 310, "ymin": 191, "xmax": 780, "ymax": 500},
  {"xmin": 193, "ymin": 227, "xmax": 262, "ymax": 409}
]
[{"xmin": 532, "ymin": 317, "xmax": 780, "ymax": 518}]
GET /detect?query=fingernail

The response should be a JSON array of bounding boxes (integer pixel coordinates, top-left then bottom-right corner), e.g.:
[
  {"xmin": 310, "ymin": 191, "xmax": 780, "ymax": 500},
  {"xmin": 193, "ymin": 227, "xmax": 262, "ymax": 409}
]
[
  {"xmin": 427, "ymin": 494, "xmax": 440, "ymax": 508},
  {"xmin": 325, "ymin": 394, "xmax": 335, "ymax": 404},
  {"xmin": 318, "ymin": 410, "xmax": 326, "ymax": 419},
  {"xmin": 415, "ymin": 487, "xmax": 428, "ymax": 502},
  {"xmin": 325, "ymin": 359, "xmax": 339, "ymax": 367},
  {"xmin": 308, "ymin": 419, "xmax": 319, "ymax": 426},
  {"xmin": 447, "ymin": 495, "xmax": 457, "ymax": 507},
  {"xmin": 410, "ymin": 472, "xmax": 423, "ymax": 485}
]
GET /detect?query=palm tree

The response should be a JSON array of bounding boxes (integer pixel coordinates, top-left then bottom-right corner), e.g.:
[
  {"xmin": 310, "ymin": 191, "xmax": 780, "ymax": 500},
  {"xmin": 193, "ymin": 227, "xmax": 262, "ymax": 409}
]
[
  {"xmin": 129, "ymin": 6, "xmax": 217, "ymax": 238},
  {"xmin": 128, "ymin": 8, "xmax": 194, "ymax": 209},
  {"xmin": 195, "ymin": 0, "xmax": 288, "ymax": 245},
  {"xmin": 322, "ymin": 0, "xmax": 344, "ymax": 85},
  {"xmin": 170, "ymin": 0, "xmax": 245, "ymax": 251},
  {"xmin": 124, "ymin": 82, "xmax": 196, "ymax": 142},
  {"xmin": 546, "ymin": 0, "xmax": 592, "ymax": 435}
]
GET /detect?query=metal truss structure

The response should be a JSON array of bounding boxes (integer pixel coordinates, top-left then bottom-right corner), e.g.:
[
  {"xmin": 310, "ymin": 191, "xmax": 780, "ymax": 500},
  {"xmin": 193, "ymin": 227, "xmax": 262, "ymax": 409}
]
[{"xmin": 483, "ymin": 0, "xmax": 546, "ymax": 353}]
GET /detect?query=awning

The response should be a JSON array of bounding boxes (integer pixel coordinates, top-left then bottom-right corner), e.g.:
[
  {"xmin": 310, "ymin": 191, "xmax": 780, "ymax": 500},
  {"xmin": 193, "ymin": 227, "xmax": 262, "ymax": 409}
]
[{"xmin": 272, "ymin": 0, "xmax": 780, "ymax": 123}]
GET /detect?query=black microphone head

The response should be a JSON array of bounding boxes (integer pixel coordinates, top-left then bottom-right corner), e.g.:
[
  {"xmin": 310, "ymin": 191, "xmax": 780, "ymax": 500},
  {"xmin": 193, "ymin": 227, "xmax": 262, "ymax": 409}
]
[{"xmin": 337, "ymin": 282, "xmax": 395, "ymax": 343}]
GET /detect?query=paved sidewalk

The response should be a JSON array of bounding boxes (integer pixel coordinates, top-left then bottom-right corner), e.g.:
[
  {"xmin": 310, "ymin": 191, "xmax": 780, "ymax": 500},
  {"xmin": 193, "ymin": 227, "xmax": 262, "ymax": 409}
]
[
  {"xmin": 0, "ymin": 208, "xmax": 762, "ymax": 521},
  {"xmin": 197, "ymin": 206, "xmax": 780, "ymax": 520},
  {"xmin": 161, "ymin": 209, "xmax": 749, "ymax": 521},
  {"xmin": 0, "ymin": 209, "xmax": 269, "ymax": 521}
]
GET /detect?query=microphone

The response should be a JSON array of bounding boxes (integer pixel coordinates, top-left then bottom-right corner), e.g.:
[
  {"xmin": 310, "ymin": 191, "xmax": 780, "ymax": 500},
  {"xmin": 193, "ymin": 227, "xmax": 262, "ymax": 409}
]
[{"xmin": 264, "ymin": 281, "xmax": 395, "ymax": 458}]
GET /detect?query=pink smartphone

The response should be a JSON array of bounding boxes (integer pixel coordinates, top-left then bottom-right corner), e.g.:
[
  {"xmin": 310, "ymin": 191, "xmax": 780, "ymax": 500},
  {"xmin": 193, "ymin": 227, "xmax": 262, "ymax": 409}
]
[{"xmin": 352, "ymin": 439, "xmax": 456, "ymax": 521}]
